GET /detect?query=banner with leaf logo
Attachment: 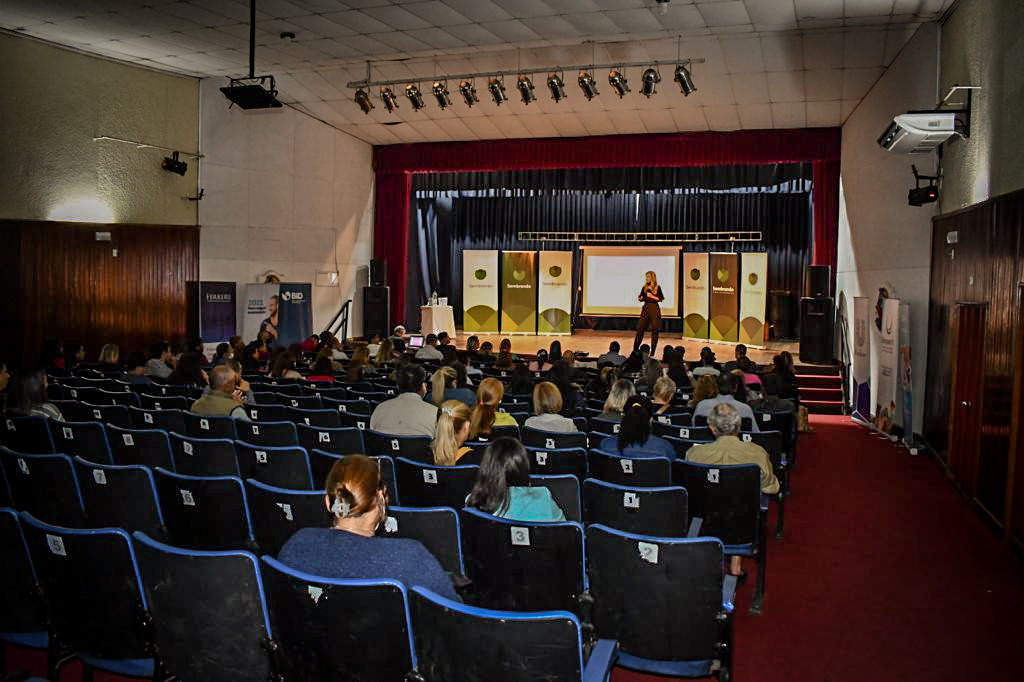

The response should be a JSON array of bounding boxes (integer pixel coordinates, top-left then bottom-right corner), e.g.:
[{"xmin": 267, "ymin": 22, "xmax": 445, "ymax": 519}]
[
  {"xmin": 682, "ymin": 252, "xmax": 709, "ymax": 339},
  {"xmin": 738, "ymin": 252, "xmax": 767, "ymax": 346},
  {"xmin": 500, "ymin": 251, "xmax": 537, "ymax": 334},
  {"xmin": 709, "ymin": 253, "xmax": 739, "ymax": 342},
  {"xmin": 538, "ymin": 251, "xmax": 572, "ymax": 335},
  {"xmin": 462, "ymin": 250, "xmax": 499, "ymax": 332}
]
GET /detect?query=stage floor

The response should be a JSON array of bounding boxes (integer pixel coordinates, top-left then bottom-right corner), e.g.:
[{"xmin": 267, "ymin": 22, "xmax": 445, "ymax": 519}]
[{"xmin": 455, "ymin": 330, "xmax": 797, "ymax": 364}]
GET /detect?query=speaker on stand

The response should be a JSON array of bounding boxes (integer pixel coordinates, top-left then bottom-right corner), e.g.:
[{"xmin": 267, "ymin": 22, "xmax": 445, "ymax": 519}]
[
  {"xmin": 805, "ymin": 265, "xmax": 831, "ymax": 298},
  {"xmin": 363, "ymin": 286, "xmax": 390, "ymax": 339},
  {"xmin": 370, "ymin": 259, "xmax": 387, "ymax": 287},
  {"xmin": 799, "ymin": 296, "xmax": 835, "ymax": 363}
]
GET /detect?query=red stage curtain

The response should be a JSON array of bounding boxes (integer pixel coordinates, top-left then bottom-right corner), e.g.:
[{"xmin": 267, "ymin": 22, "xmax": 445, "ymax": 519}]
[{"xmin": 373, "ymin": 129, "xmax": 841, "ymax": 320}]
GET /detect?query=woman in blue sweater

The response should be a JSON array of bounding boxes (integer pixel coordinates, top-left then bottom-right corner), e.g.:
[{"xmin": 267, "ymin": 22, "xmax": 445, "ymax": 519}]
[
  {"xmin": 600, "ymin": 396, "xmax": 677, "ymax": 460},
  {"xmin": 466, "ymin": 438, "xmax": 565, "ymax": 522},
  {"xmin": 277, "ymin": 454, "xmax": 459, "ymax": 601}
]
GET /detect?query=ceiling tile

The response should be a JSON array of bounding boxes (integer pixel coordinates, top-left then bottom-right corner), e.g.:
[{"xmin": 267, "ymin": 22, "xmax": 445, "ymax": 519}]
[
  {"xmin": 730, "ymin": 72, "xmax": 769, "ymax": 104},
  {"xmin": 760, "ymin": 34, "xmax": 803, "ymax": 71},
  {"xmin": 654, "ymin": 3, "xmax": 706, "ymax": 31},
  {"xmin": 844, "ymin": 0, "xmax": 897, "ymax": 18},
  {"xmin": 766, "ymin": 70, "xmax": 804, "ymax": 102},
  {"xmin": 489, "ymin": 0, "xmax": 560, "ymax": 19},
  {"xmin": 770, "ymin": 101, "xmax": 806, "ymax": 127},
  {"xmin": 804, "ymin": 68, "xmax": 843, "ymax": 100},
  {"xmin": 444, "ymin": 22, "xmax": 505, "ymax": 46},
  {"xmin": 803, "ymin": 31, "xmax": 844, "ymax": 69},
  {"xmin": 288, "ymin": 13, "xmax": 356, "ymax": 37},
  {"xmin": 805, "ymin": 99, "xmax": 841, "ymax": 126},
  {"xmin": 737, "ymin": 102, "xmax": 773, "ymax": 129},
  {"xmin": 697, "ymin": 1, "xmax": 751, "ymax": 27},
  {"xmin": 519, "ymin": 15, "xmax": 585, "ymax": 39},
  {"xmin": 721, "ymin": 36, "xmax": 763, "ymax": 73},
  {"xmin": 605, "ymin": 110, "xmax": 644, "ymax": 135},
  {"xmin": 561, "ymin": 11, "xmax": 622, "ymax": 34},
  {"xmin": 489, "ymin": 114, "xmax": 533, "ymax": 138},
  {"xmin": 793, "ymin": 0, "xmax": 844, "ymax": 20},
  {"xmin": 745, "ymin": 0, "xmax": 798, "ymax": 31},
  {"xmin": 402, "ymin": 1, "xmax": 473, "ymax": 25},
  {"xmin": 843, "ymin": 30, "xmax": 887, "ymax": 68},
  {"xmin": 702, "ymin": 104, "xmax": 742, "ymax": 130},
  {"xmin": 481, "ymin": 19, "xmax": 542, "ymax": 42},
  {"xmin": 605, "ymin": 8, "xmax": 665, "ymax": 33},
  {"xmin": 638, "ymin": 108, "xmax": 678, "ymax": 133},
  {"xmin": 360, "ymin": 5, "xmax": 433, "ymax": 30},
  {"xmin": 669, "ymin": 105, "xmax": 710, "ymax": 132},
  {"xmin": 321, "ymin": 10, "xmax": 390, "ymax": 33},
  {"xmin": 442, "ymin": 0, "xmax": 515, "ymax": 23},
  {"xmin": 841, "ymin": 67, "xmax": 884, "ymax": 100}
]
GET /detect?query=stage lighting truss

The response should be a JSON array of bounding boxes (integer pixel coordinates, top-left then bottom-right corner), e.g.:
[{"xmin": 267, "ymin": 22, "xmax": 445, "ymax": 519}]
[
  {"xmin": 517, "ymin": 230, "xmax": 762, "ymax": 244},
  {"xmin": 348, "ymin": 57, "xmax": 703, "ymax": 112}
]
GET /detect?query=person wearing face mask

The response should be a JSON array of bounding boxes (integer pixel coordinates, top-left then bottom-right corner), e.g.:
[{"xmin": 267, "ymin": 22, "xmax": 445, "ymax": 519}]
[{"xmin": 276, "ymin": 454, "xmax": 460, "ymax": 600}]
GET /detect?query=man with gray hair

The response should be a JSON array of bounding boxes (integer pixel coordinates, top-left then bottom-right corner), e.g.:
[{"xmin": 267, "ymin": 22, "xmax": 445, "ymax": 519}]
[
  {"xmin": 693, "ymin": 371, "xmax": 760, "ymax": 431},
  {"xmin": 686, "ymin": 402, "xmax": 778, "ymax": 577},
  {"xmin": 190, "ymin": 365, "xmax": 250, "ymax": 421}
]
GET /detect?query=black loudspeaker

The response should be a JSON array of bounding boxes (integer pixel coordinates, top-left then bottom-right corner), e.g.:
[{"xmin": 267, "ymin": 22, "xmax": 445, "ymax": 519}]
[
  {"xmin": 363, "ymin": 286, "xmax": 389, "ymax": 339},
  {"xmin": 767, "ymin": 290, "xmax": 794, "ymax": 339},
  {"xmin": 799, "ymin": 297, "xmax": 834, "ymax": 363},
  {"xmin": 805, "ymin": 265, "xmax": 831, "ymax": 298},
  {"xmin": 370, "ymin": 259, "xmax": 387, "ymax": 287}
]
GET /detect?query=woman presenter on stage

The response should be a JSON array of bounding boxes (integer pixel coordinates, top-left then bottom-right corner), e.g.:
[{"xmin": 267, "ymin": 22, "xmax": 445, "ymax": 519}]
[{"xmin": 634, "ymin": 271, "xmax": 665, "ymax": 354}]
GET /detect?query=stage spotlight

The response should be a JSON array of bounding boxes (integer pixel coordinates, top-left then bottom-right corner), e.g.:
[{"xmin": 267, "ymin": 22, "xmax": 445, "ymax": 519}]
[
  {"xmin": 674, "ymin": 63, "xmax": 697, "ymax": 96},
  {"xmin": 488, "ymin": 77, "xmax": 508, "ymax": 105},
  {"xmin": 459, "ymin": 80, "xmax": 480, "ymax": 107},
  {"xmin": 547, "ymin": 73, "xmax": 567, "ymax": 102},
  {"xmin": 578, "ymin": 70, "xmax": 599, "ymax": 100},
  {"xmin": 432, "ymin": 81, "xmax": 452, "ymax": 109},
  {"xmin": 640, "ymin": 68, "xmax": 660, "ymax": 98},
  {"xmin": 354, "ymin": 88, "xmax": 374, "ymax": 114},
  {"xmin": 516, "ymin": 75, "xmax": 537, "ymax": 105},
  {"xmin": 405, "ymin": 83, "xmax": 425, "ymax": 111},
  {"xmin": 608, "ymin": 69, "xmax": 630, "ymax": 98},
  {"xmin": 380, "ymin": 86, "xmax": 399, "ymax": 113},
  {"xmin": 161, "ymin": 151, "xmax": 188, "ymax": 176}
]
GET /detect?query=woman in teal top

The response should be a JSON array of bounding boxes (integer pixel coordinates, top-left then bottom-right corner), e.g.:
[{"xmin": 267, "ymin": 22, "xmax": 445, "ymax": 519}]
[{"xmin": 466, "ymin": 437, "xmax": 565, "ymax": 522}]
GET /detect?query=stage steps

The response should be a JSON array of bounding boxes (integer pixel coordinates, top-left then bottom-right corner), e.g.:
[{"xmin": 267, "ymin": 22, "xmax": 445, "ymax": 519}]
[{"xmin": 795, "ymin": 363, "xmax": 845, "ymax": 415}]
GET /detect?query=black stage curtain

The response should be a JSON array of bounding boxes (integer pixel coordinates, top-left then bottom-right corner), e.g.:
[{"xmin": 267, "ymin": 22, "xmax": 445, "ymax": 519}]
[{"xmin": 409, "ymin": 166, "xmax": 811, "ymax": 333}]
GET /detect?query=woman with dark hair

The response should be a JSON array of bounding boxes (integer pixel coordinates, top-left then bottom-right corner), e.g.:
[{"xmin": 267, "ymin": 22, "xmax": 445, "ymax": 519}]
[
  {"xmin": 64, "ymin": 343, "xmax": 86, "ymax": 371},
  {"xmin": 305, "ymin": 355, "xmax": 337, "ymax": 383},
  {"xmin": 528, "ymin": 349, "xmax": 552, "ymax": 373},
  {"xmin": 730, "ymin": 369, "xmax": 749, "ymax": 404},
  {"xmin": 40, "ymin": 339, "xmax": 65, "ymax": 372},
  {"xmin": 498, "ymin": 338, "xmax": 518, "ymax": 361},
  {"xmin": 773, "ymin": 353, "xmax": 800, "ymax": 400},
  {"xmin": 5, "ymin": 368, "xmax": 63, "ymax": 421},
  {"xmin": 238, "ymin": 342, "xmax": 262, "ymax": 371},
  {"xmin": 277, "ymin": 454, "xmax": 459, "ymax": 599},
  {"xmin": 661, "ymin": 346, "xmax": 675, "ymax": 365},
  {"xmin": 622, "ymin": 348, "xmax": 646, "ymax": 373},
  {"xmin": 599, "ymin": 396, "xmax": 675, "ymax": 459},
  {"xmin": 548, "ymin": 340, "xmax": 562, "ymax": 362},
  {"xmin": 507, "ymin": 363, "xmax": 534, "ymax": 396},
  {"xmin": 466, "ymin": 437, "xmax": 565, "ymax": 522},
  {"xmin": 167, "ymin": 353, "xmax": 209, "ymax": 388},
  {"xmin": 269, "ymin": 351, "xmax": 303, "ymax": 380},
  {"xmin": 494, "ymin": 350, "xmax": 515, "ymax": 369},
  {"xmin": 190, "ymin": 338, "xmax": 210, "ymax": 365},
  {"xmin": 666, "ymin": 349, "xmax": 691, "ymax": 388}
]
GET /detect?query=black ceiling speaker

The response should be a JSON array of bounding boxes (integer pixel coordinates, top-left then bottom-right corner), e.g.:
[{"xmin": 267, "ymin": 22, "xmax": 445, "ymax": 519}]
[{"xmin": 220, "ymin": 0, "xmax": 282, "ymax": 110}]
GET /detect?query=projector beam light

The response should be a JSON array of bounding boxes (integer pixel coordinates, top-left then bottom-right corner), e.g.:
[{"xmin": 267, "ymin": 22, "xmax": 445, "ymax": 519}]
[
  {"xmin": 640, "ymin": 68, "xmax": 660, "ymax": 98},
  {"xmin": 488, "ymin": 77, "xmax": 508, "ymax": 105},
  {"xmin": 405, "ymin": 83, "xmax": 425, "ymax": 111},
  {"xmin": 674, "ymin": 63, "xmax": 697, "ymax": 96},
  {"xmin": 608, "ymin": 70, "xmax": 630, "ymax": 98},
  {"xmin": 380, "ymin": 86, "xmax": 399, "ymax": 113}
]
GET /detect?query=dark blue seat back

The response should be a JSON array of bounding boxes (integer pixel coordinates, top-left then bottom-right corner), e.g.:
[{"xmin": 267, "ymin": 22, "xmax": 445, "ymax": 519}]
[
  {"xmin": 234, "ymin": 442, "xmax": 313, "ymax": 490},
  {"xmin": 521, "ymin": 427, "xmax": 587, "ymax": 450},
  {"xmin": 236, "ymin": 420, "xmax": 299, "ymax": 447},
  {"xmin": 48, "ymin": 420, "xmax": 112, "ymax": 464},
  {"xmin": 0, "ymin": 508, "xmax": 48, "ymax": 637},
  {"xmin": 287, "ymin": 408, "xmax": 342, "ymax": 429},
  {"xmin": 586, "ymin": 450, "xmax": 673, "ymax": 487},
  {"xmin": 525, "ymin": 446, "xmax": 587, "ymax": 480},
  {"xmin": 241, "ymin": 403, "xmax": 289, "ymax": 422},
  {"xmin": 531, "ymin": 474, "xmax": 581, "ymax": 522},
  {"xmin": 106, "ymin": 425, "xmax": 174, "ymax": 469},
  {"xmin": 1, "ymin": 415, "xmax": 55, "ymax": 454},
  {"xmin": 673, "ymin": 460, "xmax": 761, "ymax": 546},
  {"xmin": 297, "ymin": 424, "xmax": 363, "ymax": 458},
  {"xmin": 152, "ymin": 468, "xmax": 253, "ymax": 550},
  {"xmin": 395, "ymin": 458, "xmax": 477, "ymax": 509},
  {"xmin": 382, "ymin": 506, "xmax": 464, "ymax": 575},
  {"xmin": 183, "ymin": 413, "xmax": 237, "ymax": 440},
  {"xmin": 245, "ymin": 479, "xmax": 329, "ymax": 556},
  {"xmin": 364, "ymin": 430, "xmax": 433, "ymax": 463},
  {"xmin": 169, "ymin": 433, "xmax": 238, "ymax": 476},
  {"xmin": 582, "ymin": 479, "xmax": 688, "ymax": 537},
  {"xmin": 73, "ymin": 457, "xmax": 165, "ymax": 537},
  {"xmin": 0, "ymin": 449, "xmax": 84, "ymax": 527}
]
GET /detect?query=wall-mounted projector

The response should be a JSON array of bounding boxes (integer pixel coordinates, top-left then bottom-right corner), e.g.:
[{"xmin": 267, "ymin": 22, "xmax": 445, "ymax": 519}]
[{"xmin": 877, "ymin": 112, "xmax": 959, "ymax": 153}]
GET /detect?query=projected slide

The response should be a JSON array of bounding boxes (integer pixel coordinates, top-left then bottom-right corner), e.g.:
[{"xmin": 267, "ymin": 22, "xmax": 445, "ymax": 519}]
[{"xmin": 582, "ymin": 246, "xmax": 680, "ymax": 316}]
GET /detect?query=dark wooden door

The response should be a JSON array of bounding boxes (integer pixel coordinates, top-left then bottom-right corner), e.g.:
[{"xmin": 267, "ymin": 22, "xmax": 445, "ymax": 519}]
[
  {"xmin": 1007, "ymin": 286, "xmax": 1024, "ymax": 544},
  {"xmin": 948, "ymin": 303, "xmax": 987, "ymax": 497}
]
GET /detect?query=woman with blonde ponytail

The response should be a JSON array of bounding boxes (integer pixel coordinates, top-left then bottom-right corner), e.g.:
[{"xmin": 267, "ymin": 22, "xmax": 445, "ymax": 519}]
[
  {"xmin": 468, "ymin": 378, "xmax": 518, "ymax": 439},
  {"xmin": 432, "ymin": 400, "xmax": 474, "ymax": 465},
  {"xmin": 428, "ymin": 366, "xmax": 456, "ymax": 407}
]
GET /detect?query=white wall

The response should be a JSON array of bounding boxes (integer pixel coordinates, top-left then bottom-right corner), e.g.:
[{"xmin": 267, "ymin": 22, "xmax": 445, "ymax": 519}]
[
  {"xmin": 836, "ymin": 22, "xmax": 939, "ymax": 436},
  {"xmin": 0, "ymin": 32, "xmax": 198, "ymax": 224},
  {"xmin": 198, "ymin": 78, "xmax": 375, "ymax": 340}
]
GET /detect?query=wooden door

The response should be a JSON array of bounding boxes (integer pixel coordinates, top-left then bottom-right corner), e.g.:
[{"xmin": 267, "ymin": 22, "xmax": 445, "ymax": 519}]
[
  {"xmin": 1006, "ymin": 286, "xmax": 1024, "ymax": 543},
  {"xmin": 948, "ymin": 303, "xmax": 987, "ymax": 497}
]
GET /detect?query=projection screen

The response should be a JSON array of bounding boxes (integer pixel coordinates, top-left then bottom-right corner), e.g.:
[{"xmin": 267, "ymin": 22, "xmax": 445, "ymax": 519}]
[{"xmin": 581, "ymin": 246, "xmax": 680, "ymax": 317}]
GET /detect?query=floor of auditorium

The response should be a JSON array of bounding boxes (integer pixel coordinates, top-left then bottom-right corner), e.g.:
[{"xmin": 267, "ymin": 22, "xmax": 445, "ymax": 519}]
[{"xmin": 7, "ymin": 415, "xmax": 1024, "ymax": 681}]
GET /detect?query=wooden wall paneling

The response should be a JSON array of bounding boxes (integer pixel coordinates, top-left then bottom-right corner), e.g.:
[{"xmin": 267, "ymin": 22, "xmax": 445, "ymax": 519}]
[
  {"xmin": 0, "ymin": 224, "xmax": 24, "ymax": 366},
  {"xmin": 1003, "ymin": 194, "xmax": 1024, "ymax": 544}
]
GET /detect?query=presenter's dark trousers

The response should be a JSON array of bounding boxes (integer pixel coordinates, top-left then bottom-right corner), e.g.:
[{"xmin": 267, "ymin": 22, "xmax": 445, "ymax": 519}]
[{"xmin": 634, "ymin": 303, "xmax": 662, "ymax": 354}]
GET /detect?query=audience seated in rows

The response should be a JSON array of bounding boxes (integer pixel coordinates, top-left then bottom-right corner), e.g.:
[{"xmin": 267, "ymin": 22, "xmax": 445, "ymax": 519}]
[
  {"xmin": 98, "ymin": 343, "xmax": 120, "ymax": 369},
  {"xmin": 597, "ymin": 340, "xmax": 627, "ymax": 367},
  {"xmin": 415, "ymin": 333, "xmax": 443, "ymax": 361},
  {"xmin": 366, "ymin": 333, "xmax": 382, "ymax": 358},
  {"xmin": 5, "ymin": 367, "xmax": 63, "ymax": 421},
  {"xmin": 190, "ymin": 365, "xmax": 249, "ymax": 421},
  {"xmin": 305, "ymin": 354, "xmax": 336, "ymax": 383},
  {"xmin": 528, "ymin": 349, "xmax": 553, "ymax": 373},
  {"xmin": 466, "ymin": 438, "xmax": 565, "ymax": 522},
  {"xmin": 269, "ymin": 351, "xmax": 303, "ymax": 380},
  {"xmin": 651, "ymin": 376, "xmax": 677, "ymax": 414},
  {"xmin": 375, "ymin": 338, "xmax": 396, "ymax": 367},
  {"xmin": 523, "ymin": 382, "xmax": 577, "ymax": 433},
  {"xmin": 749, "ymin": 373, "xmax": 796, "ymax": 414},
  {"xmin": 370, "ymin": 364, "xmax": 438, "ymax": 437},
  {"xmin": 145, "ymin": 341, "xmax": 173, "ymax": 379},
  {"xmin": 211, "ymin": 343, "xmax": 232, "ymax": 367},
  {"xmin": 168, "ymin": 352, "xmax": 208, "ymax": 388},
  {"xmin": 121, "ymin": 352, "xmax": 151, "ymax": 385},
  {"xmin": 691, "ymin": 346, "xmax": 721, "ymax": 378},
  {"xmin": 506, "ymin": 363, "xmax": 534, "ymax": 395},
  {"xmin": 600, "ymin": 397, "xmax": 675, "ymax": 459},
  {"xmin": 694, "ymin": 373, "xmax": 760, "ymax": 432},
  {"xmin": 346, "ymin": 346, "xmax": 376, "ymax": 382},
  {"xmin": 277, "ymin": 454, "xmax": 460, "ymax": 600},
  {"xmin": 469, "ymin": 378, "xmax": 517, "ymax": 438},
  {"xmin": 689, "ymin": 374, "xmax": 717, "ymax": 408},
  {"xmin": 602, "ymin": 379, "xmax": 637, "ymax": 420},
  {"xmin": 724, "ymin": 343, "xmax": 757, "ymax": 373},
  {"xmin": 432, "ymin": 400, "xmax": 473, "ymax": 465}
]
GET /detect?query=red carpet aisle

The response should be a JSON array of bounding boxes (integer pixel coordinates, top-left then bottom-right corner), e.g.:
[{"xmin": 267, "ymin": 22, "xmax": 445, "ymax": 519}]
[
  {"xmin": 616, "ymin": 415, "xmax": 1024, "ymax": 682},
  {"xmin": 8, "ymin": 417, "xmax": 1024, "ymax": 681}
]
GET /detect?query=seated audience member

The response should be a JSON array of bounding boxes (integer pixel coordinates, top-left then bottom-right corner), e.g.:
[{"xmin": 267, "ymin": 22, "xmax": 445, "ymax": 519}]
[
  {"xmin": 238, "ymin": 342, "xmax": 263, "ymax": 371},
  {"xmin": 498, "ymin": 338, "xmax": 518, "ymax": 360},
  {"xmin": 666, "ymin": 349, "xmax": 691, "ymax": 388},
  {"xmin": 370, "ymin": 364, "xmax": 438, "ymax": 437},
  {"xmin": 528, "ymin": 349, "xmax": 553, "ymax": 373},
  {"xmin": 494, "ymin": 350, "xmax": 515, "ymax": 369},
  {"xmin": 523, "ymin": 381, "xmax": 577, "ymax": 433},
  {"xmin": 506, "ymin": 363, "xmax": 535, "ymax": 396},
  {"xmin": 437, "ymin": 332, "xmax": 453, "ymax": 353},
  {"xmin": 98, "ymin": 343, "xmax": 120, "ymax": 369},
  {"xmin": 318, "ymin": 331, "xmax": 348, "ymax": 361},
  {"xmin": 5, "ymin": 368, "xmax": 63, "ymax": 421},
  {"xmin": 772, "ymin": 353, "xmax": 800, "ymax": 401},
  {"xmin": 602, "ymin": 379, "xmax": 637, "ymax": 420},
  {"xmin": 346, "ymin": 346, "xmax": 377, "ymax": 382},
  {"xmin": 586, "ymin": 366, "xmax": 618, "ymax": 399},
  {"xmin": 466, "ymin": 438, "xmax": 565, "ymax": 522},
  {"xmin": 469, "ymin": 378, "xmax": 518, "ymax": 439},
  {"xmin": 660, "ymin": 346, "xmax": 675, "ymax": 367},
  {"xmin": 477, "ymin": 341, "xmax": 495, "ymax": 361},
  {"xmin": 691, "ymin": 346, "xmax": 721, "ymax": 378},
  {"xmin": 375, "ymin": 338, "xmax": 396, "ymax": 368},
  {"xmin": 188, "ymin": 338, "xmax": 209, "ymax": 365},
  {"xmin": 211, "ymin": 343, "xmax": 232, "ymax": 367},
  {"xmin": 548, "ymin": 340, "xmax": 562, "ymax": 361},
  {"xmin": 694, "ymin": 372, "xmax": 760, "ymax": 432},
  {"xmin": 255, "ymin": 331, "xmax": 272, "ymax": 362},
  {"xmin": 551, "ymin": 350, "xmax": 587, "ymax": 385},
  {"xmin": 415, "ymin": 333, "xmax": 444, "ymax": 361},
  {"xmin": 305, "ymin": 355, "xmax": 337, "ymax": 383},
  {"xmin": 145, "ymin": 342, "xmax": 173, "ymax": 379},
  {"xmin": 64, "ymin": 343, "xmax": 86, "ymax": 371},
  {"xmin": 689, "ymin": 374, "xmax": 718, "ymax": 408},
  {"xmin": 269, "ymin": 351, "xmax": 303, "ymax": 380},
  {"xmin": 686, "ymin": 402, "xmax": 780, "ymax": 577},
  {"xmin": 190, "ymin": 366, "xmax": 249, "ymax": 421},
  {"xmin": 278, "ymin": 455, "xmax": 459, "ymax": 600},
  {"xmin": 621, "ymin": 348, "xmax": 646, "ymax": 373},
  {"xmin": 440, "ymin": 345, "xmax": 458, "ymax": 365},
  {"xmin": 121, "ymin": 352, "xmax": 151, "ymax": 385},
  {"xmin": 642, "ymin": 357, "xmax": 664, "ymax": 394},
  {"xmin": 651, "ymin": 376, "xmax": 677, "ymax": 414},
  {"xmin": 427, "ymin": 365, "xmax": 476, "ymax": 407},
  {"xmin": 730, "ymin": 369, "xmax": 749, "ymax": 404},
  {"xmin": 597, "ymin": 341, "xmax": 627, "ymax": 367},
  {"xmin": 749, "ymin": 373, "xmax": 796, "ymax": 414},
  {"xmin": 299, "ymin": 334, "xmax": 319, "ymax": 354},
  {"xmin": 40, "ymin": 339, "xmax": 65, "ymax": 372},
  {"xmin": 600, "ymin": 397, "xmax": 675, "ymax": 460},
  {"xmin": 465, "ymin": 335, "xmax": 480, "ymax": 356},
  {"xmin": 389, "ymin": 325, "xmax": 407, "ymax": 343},
  {"xmin": 167, "ymin": 353, "xmax": 209, "ymax": 388},
  {"xmin": 229, "ymin": 335, "xmax": 245, "ymax": 355},
  {"xmin": 432, "ymin": 400, "xmax": 473, "ymax": 465},
  {"xmin": 725, "ymin": 343, "xmax": 756, "ymax": 373}
]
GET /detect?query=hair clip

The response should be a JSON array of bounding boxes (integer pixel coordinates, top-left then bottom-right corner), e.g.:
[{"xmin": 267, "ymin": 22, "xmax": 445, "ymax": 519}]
[
  {"xmin": 331, "ymin": 497, "xmax": 351, "ymax": 517},
  {"xmin": 442, "ymin": 406, "xmax": 455, "ymax": 416}
]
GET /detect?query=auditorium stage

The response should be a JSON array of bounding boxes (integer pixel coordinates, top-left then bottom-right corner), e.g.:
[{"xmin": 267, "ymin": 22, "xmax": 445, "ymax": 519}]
[{"xmin": 454, "ymin": 330, "xmax": 797, "ymax": 365}]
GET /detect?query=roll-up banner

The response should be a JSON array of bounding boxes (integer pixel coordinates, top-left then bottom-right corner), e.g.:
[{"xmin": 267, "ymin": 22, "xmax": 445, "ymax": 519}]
[
  {"xmin": 199, "ymin": 282, "xmax": 236, "ymax": 343},
  {"xmin": 738, "ymin": 252, "xmax": 767, "ymax": 346},
  {"xmin": 277, "ymin": 283, "xmax": 313, "ymax": 347},
  {"xmin": 538, "ymin": 251, "xmax": 573, "ymax": 335},
  {"xmin": 852, "ymin": 297, "xmax": 871, "ymax": 420},
  {"xmin": 709, "ymin": 253, "xmax": 739, "ymax": 342},
  {"xmin": 682, "ymin": 253, "xmax": 709, "ymax": 339},
  {"xmin": 500, "ymin": 251, "xmax": 537, "ymax": 334},
  {"xmin": 874, "ymin": 297, "xmax": 900, "ymax": 433},
  {"xmin": 898, "ymin": 301, "xmax": 913, "ymax": 445},
  {"xmin": 462, "ymin": 250, "xmax": 500, "ymax": 332},
  {"xmin": 244, "ymin": 284, "xmax": 280, "ymax": 344}
]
